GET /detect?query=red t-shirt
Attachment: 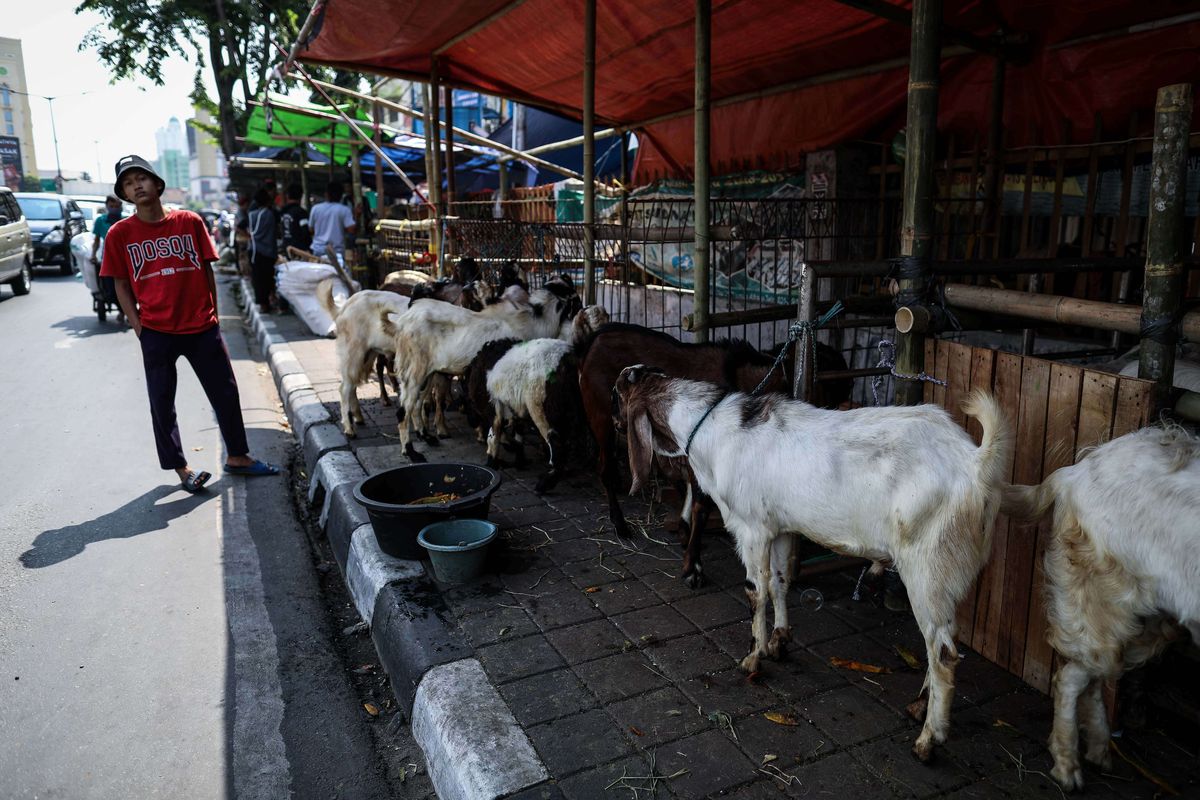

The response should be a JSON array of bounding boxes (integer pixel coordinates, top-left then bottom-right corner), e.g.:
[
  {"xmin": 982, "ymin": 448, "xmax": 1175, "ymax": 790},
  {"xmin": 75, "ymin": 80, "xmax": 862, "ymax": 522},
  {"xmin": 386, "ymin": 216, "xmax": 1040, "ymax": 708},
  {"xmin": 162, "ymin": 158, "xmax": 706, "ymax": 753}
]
[{"xmin": 100, "ymin": 210, "xmax": 220, "ymax": 334}]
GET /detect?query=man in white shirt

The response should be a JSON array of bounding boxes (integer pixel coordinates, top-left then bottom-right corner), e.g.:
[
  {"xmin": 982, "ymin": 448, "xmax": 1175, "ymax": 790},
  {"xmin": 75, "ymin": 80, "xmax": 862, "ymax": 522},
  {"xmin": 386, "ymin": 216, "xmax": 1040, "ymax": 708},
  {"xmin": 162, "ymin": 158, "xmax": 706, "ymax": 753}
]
[{"xmin": 308, "ymin": 181, "xmax": 357, "ymax": 264}]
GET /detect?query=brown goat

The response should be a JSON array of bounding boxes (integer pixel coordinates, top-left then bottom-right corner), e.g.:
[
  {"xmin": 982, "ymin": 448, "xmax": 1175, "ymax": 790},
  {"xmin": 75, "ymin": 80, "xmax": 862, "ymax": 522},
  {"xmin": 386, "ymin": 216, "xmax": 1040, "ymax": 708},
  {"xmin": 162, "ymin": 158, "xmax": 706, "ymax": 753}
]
[{"xmin": 578, "ymin": 323, "xmax": 850, "ymax": 586}]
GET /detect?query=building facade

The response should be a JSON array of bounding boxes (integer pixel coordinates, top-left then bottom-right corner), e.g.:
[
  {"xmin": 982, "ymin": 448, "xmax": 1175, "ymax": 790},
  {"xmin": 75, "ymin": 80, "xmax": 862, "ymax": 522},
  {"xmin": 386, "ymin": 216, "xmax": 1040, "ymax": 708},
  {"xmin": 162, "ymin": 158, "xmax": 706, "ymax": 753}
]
[
  {"xmin": 187, "ymin": 106, "xmax": 228, "ymax": 206},
  {"xmin": 0, "ymin": 37, "xmax": 40, "ymax": 189},
  {"xmin": 154, "ymin": 117, "xmax": 190, "ymax": 190}
]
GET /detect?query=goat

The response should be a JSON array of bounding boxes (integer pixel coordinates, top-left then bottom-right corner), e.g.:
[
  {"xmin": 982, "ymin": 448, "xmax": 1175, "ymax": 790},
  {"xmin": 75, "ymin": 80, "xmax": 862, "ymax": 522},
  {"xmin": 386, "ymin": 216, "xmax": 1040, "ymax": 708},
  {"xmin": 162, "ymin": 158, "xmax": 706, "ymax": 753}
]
[
  {"xmin": 1001, "ymin": 426, "xmax": 1200, "ymax": 791},
  {"xmin": 481, "ymin": 305, "xmax": 611, "ymax": 492},
  {"xmin": 384, "ymin": 280, "xmax": 581, "ymax": 462},
  {"xmin": 578, "ymin": 322, "xmax": 850, "ymax": 586},
  {"xmin": 318, "ymin": 277, "xmax": 467, "ymax": 438},
  {"xmin": 317, "ymin": 278, "xmax": 411, "ymax": 437},
  {"xmin": 613, "ymin": 366, "xmax": 1011, "ymax": 762}
]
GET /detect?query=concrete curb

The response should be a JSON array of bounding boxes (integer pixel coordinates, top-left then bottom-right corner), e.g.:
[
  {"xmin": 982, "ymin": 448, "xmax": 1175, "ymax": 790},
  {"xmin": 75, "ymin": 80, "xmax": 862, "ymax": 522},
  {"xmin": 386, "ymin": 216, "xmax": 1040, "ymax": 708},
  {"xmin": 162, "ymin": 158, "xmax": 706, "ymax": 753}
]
[{"xmin": 235, "ymin": 276, "xmax": 550, "ymax": 799}]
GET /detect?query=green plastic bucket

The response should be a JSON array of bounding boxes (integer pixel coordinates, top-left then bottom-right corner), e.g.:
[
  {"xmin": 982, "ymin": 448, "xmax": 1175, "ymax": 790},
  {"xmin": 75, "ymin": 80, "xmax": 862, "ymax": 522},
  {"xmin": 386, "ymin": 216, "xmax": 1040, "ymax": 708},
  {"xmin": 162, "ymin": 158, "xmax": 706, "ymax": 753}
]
[{"xmin": 417, "ymin": 519, "xmax": 499, "ymax": 585}]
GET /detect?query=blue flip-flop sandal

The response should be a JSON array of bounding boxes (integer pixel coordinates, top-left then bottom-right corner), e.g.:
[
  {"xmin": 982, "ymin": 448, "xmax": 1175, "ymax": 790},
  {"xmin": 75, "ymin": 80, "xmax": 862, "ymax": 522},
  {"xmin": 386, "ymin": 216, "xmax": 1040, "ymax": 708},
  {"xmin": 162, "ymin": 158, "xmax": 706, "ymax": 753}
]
[
  {"xmin": 181, "ymin": 471, "xmax": 212, "ymax": 493},
  {"xmin": 225, "ymin": 459, "xmax": 280, "ymax": 476}
]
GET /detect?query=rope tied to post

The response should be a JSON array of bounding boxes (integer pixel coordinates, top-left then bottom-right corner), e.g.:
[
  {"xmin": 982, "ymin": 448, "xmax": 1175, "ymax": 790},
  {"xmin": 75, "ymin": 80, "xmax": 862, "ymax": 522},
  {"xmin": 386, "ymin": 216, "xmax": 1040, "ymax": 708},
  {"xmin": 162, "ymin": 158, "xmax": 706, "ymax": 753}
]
[
  {"xmin": 1140, "ymin": 307, "xmax": 1185, "ymax": 346},
  {"xmin": 686, "ymin": 301, "xmax": 845, "ymax": 458},
  {"xmin": 871, "ymin": 339, "xmax": 947, "ymax": 406},
  {"xmin": 750, "ymin": 300, "xmax": 845, "ymax": 397}
]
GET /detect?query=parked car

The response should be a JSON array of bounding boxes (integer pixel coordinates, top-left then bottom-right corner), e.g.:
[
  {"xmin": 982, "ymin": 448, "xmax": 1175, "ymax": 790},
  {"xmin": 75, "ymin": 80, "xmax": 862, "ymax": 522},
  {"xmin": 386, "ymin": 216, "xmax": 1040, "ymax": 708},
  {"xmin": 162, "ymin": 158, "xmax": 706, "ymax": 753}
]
[
  {"xmin": 14, "ymin": 192, "xmax": 87, "ymax": 275},
  {"xmin": 0, "ymin": 187, "xmax": 33, "ymax": 296}
]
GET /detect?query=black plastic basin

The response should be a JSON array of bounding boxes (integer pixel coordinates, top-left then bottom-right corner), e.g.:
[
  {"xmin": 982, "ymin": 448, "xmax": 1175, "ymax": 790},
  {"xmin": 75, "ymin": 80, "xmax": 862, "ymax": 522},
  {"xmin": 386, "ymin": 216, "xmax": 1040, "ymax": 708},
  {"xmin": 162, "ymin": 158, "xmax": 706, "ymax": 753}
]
[{"xmin": 352, "ymin": 463, "xmax": 503, "ymax": 559}]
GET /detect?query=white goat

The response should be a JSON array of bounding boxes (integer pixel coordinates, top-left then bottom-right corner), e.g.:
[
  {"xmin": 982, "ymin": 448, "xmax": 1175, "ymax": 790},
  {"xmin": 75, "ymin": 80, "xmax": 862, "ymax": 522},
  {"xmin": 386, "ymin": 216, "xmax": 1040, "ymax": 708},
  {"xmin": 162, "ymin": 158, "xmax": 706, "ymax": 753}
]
[
  {"xmin": 384, "ymin": 283, "xmax": 580, "ymax": 461},
  {"xmin": 484, "ymin": 305, "xmax": 609, "ymax": 491},
  {"xmin": 317, "ymin": 279, "xmax": 453, "ymax": 440},
  {"xmin": 613, "ymin": 366, "xmax": 1011, "ymax": 763},
  {"xmin": 1001, "ymin": 425, "xmax": 1200, "ymax": 791},
  {"xmin": 317, "ymin": 278, "xmax": 410, "ymax": 437}
]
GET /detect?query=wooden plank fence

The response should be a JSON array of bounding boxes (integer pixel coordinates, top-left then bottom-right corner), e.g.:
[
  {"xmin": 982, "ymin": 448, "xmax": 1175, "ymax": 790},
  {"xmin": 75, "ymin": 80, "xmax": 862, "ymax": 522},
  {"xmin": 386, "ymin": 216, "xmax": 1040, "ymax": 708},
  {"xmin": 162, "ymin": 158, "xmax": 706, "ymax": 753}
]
[{"xmin": 923, "ymin": 339, "xmax": 1153, "ymax": 692}]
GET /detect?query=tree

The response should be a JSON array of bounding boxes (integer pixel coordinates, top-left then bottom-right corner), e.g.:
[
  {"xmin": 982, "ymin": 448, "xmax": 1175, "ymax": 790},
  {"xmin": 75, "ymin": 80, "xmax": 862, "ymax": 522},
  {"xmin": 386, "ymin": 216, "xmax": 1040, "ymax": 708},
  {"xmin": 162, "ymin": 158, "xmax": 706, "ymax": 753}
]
[
  {"xmin": 20, "ymin": 175, "xmax": 41, "ymax": 192},
  {"xmin": 77, "ymin": 0, "xmax": 310, "ymax": 158}
]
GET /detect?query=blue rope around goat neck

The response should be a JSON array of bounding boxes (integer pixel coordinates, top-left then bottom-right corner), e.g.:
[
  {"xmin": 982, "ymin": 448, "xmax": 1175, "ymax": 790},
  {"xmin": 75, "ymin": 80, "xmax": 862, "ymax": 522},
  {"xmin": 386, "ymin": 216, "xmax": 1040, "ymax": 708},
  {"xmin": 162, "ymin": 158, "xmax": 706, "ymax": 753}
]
[{"xmin": 687, "ymin": 301, "xmax": 846, "ymax": 457}]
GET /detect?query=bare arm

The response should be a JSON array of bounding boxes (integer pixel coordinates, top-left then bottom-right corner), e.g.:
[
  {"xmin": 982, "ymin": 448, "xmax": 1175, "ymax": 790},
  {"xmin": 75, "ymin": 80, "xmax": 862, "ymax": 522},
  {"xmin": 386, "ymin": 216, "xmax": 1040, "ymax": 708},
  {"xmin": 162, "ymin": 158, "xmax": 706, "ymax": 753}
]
[
  {"xmin": 204, "ymin": 262, "xmax": 219, "ymax": 315},
  {"xmin": 113, "ymin": 278, "xmax": 141, "ymax": 336}
]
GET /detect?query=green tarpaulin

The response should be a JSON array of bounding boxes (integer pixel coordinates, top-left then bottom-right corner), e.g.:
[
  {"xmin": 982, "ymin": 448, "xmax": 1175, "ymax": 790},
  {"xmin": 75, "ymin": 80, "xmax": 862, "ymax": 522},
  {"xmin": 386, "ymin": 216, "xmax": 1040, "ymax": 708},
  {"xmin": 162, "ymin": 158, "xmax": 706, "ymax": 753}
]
[{"xmin": 243, "ymin": 93, "xmax": 373, "ymax": 164}]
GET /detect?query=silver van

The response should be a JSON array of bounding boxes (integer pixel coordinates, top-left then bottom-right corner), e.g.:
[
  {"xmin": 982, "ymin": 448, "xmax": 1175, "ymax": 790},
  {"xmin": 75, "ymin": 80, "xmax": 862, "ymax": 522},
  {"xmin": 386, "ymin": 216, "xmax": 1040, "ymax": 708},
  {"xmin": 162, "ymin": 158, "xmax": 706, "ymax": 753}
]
[{"xmin": 0, "ymin": 187, "xmax": 33, "ymax": 296}]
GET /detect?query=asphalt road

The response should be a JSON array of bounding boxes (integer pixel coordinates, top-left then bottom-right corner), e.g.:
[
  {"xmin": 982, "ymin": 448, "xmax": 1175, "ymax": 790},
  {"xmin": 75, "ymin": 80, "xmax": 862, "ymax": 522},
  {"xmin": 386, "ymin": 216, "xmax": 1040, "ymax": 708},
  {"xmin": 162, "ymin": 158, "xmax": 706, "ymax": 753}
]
[{"xmin": 0, "ymin": 271, "xmax": 416, "ymax": 799}]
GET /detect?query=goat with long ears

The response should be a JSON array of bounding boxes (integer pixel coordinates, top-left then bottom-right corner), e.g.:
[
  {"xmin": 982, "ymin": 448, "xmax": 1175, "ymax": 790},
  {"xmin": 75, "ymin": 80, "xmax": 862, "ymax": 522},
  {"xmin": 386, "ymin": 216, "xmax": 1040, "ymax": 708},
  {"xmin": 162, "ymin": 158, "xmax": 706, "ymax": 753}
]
[{"xmin": 613, "ymin": 364, "xmax": 1011, "ymax": 764}]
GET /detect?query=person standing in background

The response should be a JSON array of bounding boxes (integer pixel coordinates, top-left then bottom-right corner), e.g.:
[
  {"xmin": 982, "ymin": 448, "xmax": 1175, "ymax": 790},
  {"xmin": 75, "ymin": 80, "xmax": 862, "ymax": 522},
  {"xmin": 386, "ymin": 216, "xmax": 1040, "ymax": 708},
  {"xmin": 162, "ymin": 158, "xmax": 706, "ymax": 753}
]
[
  {"xmin": 279, "ymin": 183, "xmax": 310, "ymax": 256},
  {"xmin": 308, "ymin": 181, "xmax": 357, "ymax": 266},
  {"xmin": 242, "ymin": 187, "xmax": 279, "ymax": 313},
  {"xmin": 90, "ymin": 194, "xmax": 127, "ymax": 325}
]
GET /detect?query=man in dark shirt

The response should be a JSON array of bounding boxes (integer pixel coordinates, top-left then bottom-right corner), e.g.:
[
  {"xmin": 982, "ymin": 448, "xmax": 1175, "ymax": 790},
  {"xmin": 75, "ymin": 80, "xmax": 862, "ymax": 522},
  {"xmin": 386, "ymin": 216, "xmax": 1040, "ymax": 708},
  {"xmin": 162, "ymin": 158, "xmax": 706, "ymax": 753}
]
[{"xmin": 279, "ymin": 183, "xmax": 310, "ymax": 256}]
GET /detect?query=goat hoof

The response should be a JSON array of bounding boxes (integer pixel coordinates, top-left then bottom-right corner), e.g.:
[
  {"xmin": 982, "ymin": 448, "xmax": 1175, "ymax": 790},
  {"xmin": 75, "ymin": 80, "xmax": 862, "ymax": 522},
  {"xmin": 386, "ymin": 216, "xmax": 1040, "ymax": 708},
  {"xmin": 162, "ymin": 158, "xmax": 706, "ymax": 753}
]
[
  {"xmin": 1084, "ymin": 749, "xmax": 1112, "ymax": 772},
  {"xmin": 766, "ymin": 628, "xmax": 791, "ymax": 660},
  {"xmin": 535, "ymin": 473, "xmax": 560, "ymax": 494},
  {"xmin": 911, "ymin": 738, "xmax": 935, "ymax": 764},
  {"xmin": 1051, "ymin": 763, "xmax": 1084, "ymax": 792},
  {"xmin": 485, "ymin": 455, "xmax": 504, "ymax": 469},
  {"xmin": 420, "ymin": 432, "xmax": 441, "ymax": 447},
  {"xmin": 905, "ymin": 696, "xmax": 929, "ymax": 723},
  {"xmin": 404, "ymin": 445, "xmax": 427, "ymax": 463},
  {"xmin": 738, "ymin": 653, "xmax": 761, "ymax": 674},
  {"xmin": 683, "ymin": 568, "xmax": 704, "ymax": 590}
]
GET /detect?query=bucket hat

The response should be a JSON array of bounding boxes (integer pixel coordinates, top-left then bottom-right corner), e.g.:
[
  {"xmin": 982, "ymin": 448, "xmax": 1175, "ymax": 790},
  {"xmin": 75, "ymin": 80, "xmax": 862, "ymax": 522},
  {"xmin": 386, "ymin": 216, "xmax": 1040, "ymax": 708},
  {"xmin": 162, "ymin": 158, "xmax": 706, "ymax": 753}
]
[{"xmin": 113, "ymin": 154, "xmax": 166, "ymax": 202}]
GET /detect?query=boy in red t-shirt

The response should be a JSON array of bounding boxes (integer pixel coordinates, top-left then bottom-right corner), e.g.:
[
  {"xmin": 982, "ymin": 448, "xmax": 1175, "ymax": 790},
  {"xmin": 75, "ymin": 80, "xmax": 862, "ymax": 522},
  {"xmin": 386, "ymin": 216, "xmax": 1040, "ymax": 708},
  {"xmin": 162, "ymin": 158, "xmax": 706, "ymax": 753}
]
[{"xmin": 102, "ymin": 155, "xmax": 279, "ymax": 492}]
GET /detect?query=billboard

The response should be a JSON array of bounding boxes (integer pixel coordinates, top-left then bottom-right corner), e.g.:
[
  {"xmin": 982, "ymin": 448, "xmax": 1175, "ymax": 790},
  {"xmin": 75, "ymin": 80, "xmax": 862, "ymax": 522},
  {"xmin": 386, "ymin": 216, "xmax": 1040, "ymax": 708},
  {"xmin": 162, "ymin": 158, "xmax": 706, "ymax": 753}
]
[{"xmin": 0, "ymin": 135, "xmax": 21, "ymax": 190}]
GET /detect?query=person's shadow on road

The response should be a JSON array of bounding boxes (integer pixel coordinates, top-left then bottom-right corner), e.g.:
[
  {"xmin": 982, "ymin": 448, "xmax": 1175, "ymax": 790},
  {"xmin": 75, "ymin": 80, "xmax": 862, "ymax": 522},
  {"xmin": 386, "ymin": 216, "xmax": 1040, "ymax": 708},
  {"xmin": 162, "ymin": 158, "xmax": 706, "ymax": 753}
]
[{"xmin": 19, "ymin": 484, "xmax": 216, "ymax": 569}]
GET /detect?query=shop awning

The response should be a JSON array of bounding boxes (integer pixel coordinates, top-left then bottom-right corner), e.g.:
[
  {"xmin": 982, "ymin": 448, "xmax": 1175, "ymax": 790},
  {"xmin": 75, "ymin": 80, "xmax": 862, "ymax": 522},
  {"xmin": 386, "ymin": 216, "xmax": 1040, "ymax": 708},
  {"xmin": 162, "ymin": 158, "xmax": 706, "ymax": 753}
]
[{"xmin": 296, "ymin": 1, "xmax": 1200, "ymax": 180}]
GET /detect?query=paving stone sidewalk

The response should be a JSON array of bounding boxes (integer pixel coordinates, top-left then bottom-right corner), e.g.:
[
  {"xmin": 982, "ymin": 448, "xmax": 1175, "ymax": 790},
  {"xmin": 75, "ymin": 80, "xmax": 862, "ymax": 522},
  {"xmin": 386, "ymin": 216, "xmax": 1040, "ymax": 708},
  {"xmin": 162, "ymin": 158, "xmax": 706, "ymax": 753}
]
[{"xmin": 275, "ymin": 308, "xmax": 1191, "ymax": 800}]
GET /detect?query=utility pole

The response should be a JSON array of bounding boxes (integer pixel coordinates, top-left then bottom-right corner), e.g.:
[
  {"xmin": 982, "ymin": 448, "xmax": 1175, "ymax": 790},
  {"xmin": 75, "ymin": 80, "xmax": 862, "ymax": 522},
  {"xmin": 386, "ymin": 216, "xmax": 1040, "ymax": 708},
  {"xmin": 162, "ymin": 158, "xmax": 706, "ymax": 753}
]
[{"xmin": 46, "ymin": 96, "xmax": 63, "ymax": 191}]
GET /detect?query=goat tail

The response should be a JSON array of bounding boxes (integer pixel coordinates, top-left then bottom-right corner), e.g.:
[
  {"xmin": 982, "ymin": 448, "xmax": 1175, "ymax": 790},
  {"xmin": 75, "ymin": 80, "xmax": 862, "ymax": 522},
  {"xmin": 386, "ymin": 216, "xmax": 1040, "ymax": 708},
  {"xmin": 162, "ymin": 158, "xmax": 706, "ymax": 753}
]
[
  {"xmin": 999, "ymin": 482, "xmax": 1057, "ymax": 522},
  {"xmin": 316, "ymin": 277, "xmax": 339, "ymax": 322},
  {"xmin": 380, "ymin": 309, "xmax": 401, "ymax": 339},
  {"xmin": 962, "ymin": 389, "xmax": 1013, "ymax": 493}
]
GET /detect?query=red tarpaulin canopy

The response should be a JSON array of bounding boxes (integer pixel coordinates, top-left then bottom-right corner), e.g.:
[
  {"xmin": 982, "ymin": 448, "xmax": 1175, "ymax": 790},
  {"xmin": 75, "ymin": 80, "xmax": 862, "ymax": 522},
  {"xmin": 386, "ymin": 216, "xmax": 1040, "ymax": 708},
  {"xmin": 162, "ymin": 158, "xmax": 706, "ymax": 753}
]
[{"xmin": 298, "ymin": 1, "xmax": 1200, "ymax": 182}]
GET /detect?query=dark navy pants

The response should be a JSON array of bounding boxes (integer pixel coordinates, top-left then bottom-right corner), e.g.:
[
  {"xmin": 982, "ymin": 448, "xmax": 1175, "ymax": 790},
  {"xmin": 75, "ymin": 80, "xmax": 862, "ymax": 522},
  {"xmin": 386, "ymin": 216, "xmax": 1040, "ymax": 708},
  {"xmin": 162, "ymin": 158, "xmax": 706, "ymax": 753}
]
[{"xmin": 139, "ymin": 324, "xmax": 249, "ymax": 469}]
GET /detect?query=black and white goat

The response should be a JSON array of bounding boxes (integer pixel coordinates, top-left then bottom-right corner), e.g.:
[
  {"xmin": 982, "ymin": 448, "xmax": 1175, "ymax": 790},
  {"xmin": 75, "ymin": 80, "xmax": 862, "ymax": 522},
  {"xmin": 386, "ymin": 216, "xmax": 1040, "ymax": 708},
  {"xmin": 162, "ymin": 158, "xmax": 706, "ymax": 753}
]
[
  {"xmin": 1002, "ymin": 425, "xmax": 1200, "ymax": 791},
  {"xmin": 613, "ymin": 366, "xmax": 1011, "ymax": 762},
  {"xmin": 384, "ymin": 279, "xmax": 581, "ymax": 461}
]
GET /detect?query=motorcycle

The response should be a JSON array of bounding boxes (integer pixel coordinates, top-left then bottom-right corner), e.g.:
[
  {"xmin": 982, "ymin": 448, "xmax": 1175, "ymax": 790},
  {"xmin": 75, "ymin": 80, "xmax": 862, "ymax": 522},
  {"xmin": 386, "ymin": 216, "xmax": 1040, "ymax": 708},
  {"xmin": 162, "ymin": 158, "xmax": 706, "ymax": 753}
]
[{"xmin": 72, "ymin": 231, "xmax": 121, "ymax": 323}]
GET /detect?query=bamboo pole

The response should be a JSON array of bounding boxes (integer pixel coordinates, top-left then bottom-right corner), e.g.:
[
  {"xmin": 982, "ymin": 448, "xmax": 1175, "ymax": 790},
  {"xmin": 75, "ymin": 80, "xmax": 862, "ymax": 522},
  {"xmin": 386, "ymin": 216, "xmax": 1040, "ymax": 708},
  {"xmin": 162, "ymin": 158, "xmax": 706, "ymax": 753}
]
[
  {"xmin": 943, "ymin": 283, "xmax": 1200, "ymax": 339},
  {"xmin": 373, "ymin": 87, "xmax": 385, "ymax": 210},
  {"xmin": 427, "ymin": 69, "xmax": 446, "ymax": 281},
  {"xmin": 256, "ymin": 56, "xmax": 429, "ymax": 207},
  {"xmin": 1139, "ymin": 83, "xmax": 1192, "ymax": 414},
  {"xmin": 583, "ymin": 0, "xmax": 597, "ymax": 304},
  {"xmin": 793, "ymin": 264, "xmax": 815, "ymax": 401},
  {"xmin": 619, "ymin": 130, "xmax": 630, "ymax": 313},
  {"xmin": 443, "ymin": 84, "xmax": 456, "ymax": 216},
  {"xmin": 496, "ymin": 127, "xmax": 620, "ymax": 161},
  {"xmin": 308, "ymin": 77, "xmax": 586, "ymax": 182},
  {"xmin": 692, "ymin": 0, "xmax": 712, "ymax": 342},
  {"xmin": 894, "ymin": 0, "xmax": 942, "ymax": 406},
  {"xmin": 426, "ymin": 78, "xmax": 445, "ymax": 277}
]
